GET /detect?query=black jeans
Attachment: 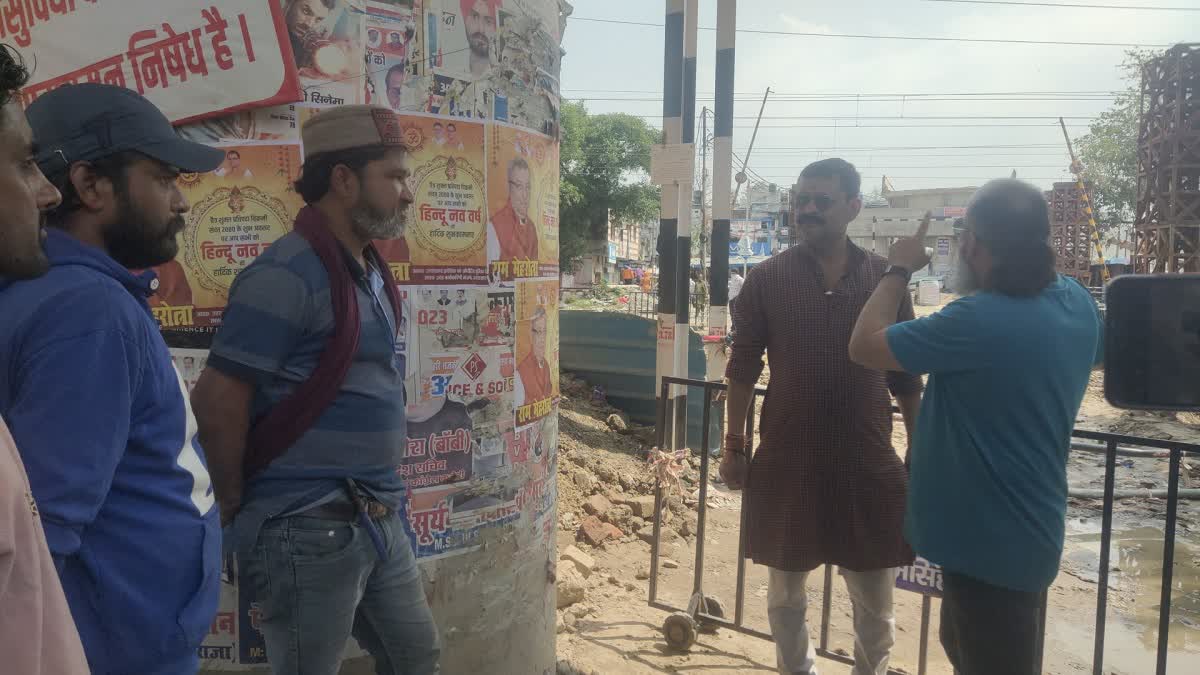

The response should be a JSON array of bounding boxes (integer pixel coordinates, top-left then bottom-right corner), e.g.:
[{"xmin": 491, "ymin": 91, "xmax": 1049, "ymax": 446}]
[{"xmin": 940, "ymin": 571, "xmax": 1045, "ymax": 675}]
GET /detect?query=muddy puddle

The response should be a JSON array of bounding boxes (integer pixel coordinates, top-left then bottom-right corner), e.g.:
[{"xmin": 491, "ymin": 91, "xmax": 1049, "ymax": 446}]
[{"xmin": 1052, "ymin": 518, "xmax": 1200, "ymax": 674}]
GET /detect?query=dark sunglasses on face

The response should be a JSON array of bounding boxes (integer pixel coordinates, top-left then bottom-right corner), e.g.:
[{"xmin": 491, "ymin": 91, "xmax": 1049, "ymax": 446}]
[{"xmin": 793, "ymin": 193, "xmax": 837, "ymax": 212}]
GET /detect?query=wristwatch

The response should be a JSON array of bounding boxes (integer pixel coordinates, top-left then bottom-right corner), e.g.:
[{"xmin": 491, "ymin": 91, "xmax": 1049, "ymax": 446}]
[{"xmin": 883, "ymin": 265, "xmax": 912, "ymax": 283}]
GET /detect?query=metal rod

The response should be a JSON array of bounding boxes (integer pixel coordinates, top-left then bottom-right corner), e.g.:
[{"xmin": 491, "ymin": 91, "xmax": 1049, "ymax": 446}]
[
  {"xmin": 649, "ymin": 380, "xmax": 671, "ymax": 605},
  {"xmin": 730, "ymin": 87, "xmax": 771, "ymax": 208},
  {"xmin": 820, "ymin": 565, "xmax": 833, "ymax": 652},
  {"xmin": 656, "ymin": 0, "xmax": 685, "ymax": 457},
  {"xmin": 919, "ymin": 595, "xmax": 931, "ymax": 675},
  {"xmin": 734, "ymin": 387, "xmax": 757, "ymax": 628},
  {"xmin": 1093, "ymin": 439, "xmax": 1118, "ymax": 675},
  {"xmin": 1156, "ymin": 449, "xmax": 1182, "ymax": 675},
  {"xmin": 693, "ymin": 385, "xmax": 712, "ymax": 599}
]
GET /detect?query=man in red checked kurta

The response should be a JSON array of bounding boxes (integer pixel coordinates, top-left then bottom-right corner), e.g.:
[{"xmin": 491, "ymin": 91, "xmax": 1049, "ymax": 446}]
[
  {"xmin": 722, "ymin": 158, "xmax": 923, "ymax": 675},
  {"xmin": 487, "ymin": 157, "xmax": 538, "ymax": 264}
]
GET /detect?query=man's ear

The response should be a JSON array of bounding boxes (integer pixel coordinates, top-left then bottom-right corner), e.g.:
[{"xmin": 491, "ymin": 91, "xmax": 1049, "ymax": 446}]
[
  {"xmin": 329, "ymin": 164, "xmax": 360, "ymax": 202},
  {"xmin": 848, "ymin": 196, "xmax": 863, "ymax": 221},
  {"xmin": 68, "ymin": 162, "xmax": 113, "ymax": 212}
]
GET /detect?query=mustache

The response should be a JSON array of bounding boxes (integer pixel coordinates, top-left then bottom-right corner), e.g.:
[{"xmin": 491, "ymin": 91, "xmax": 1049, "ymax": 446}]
[
  {"xmin": 167, "ymin": 216, "xmax": 186, "ymax": 234},
  {"xmin": 796, "ymin": 214, "xmax": 825, "ymax": 226}
]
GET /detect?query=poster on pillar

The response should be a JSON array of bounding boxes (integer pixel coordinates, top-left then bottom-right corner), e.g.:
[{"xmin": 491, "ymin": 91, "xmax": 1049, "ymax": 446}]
[
  {"xmin": 282, "ymin": 0, "xmax": 366, "ymax": 106},
  {"xmin": 15, "ymin": 0, "xmax": 301, "ymax": 124},
  {"xmin": 364, "ymin": 1, "xmax": 426, "ymax": 112},
  {"xmin": 486, "ymin": 125, "xmax": 558, "ymax": 282},
  {"xmin": 514, "ymin": 278, "xmax": 558, "ymax": 425},
  {"xmin": 401, "ymin": 285, "xmax": 516, "ymax": 488},
  {"xmin": 148, "ymin": 143, "xmax": 305, "ymax": 340},
  {"xmin": 372, "ymin": 115, "xmax": 489, "ymax": 284}
]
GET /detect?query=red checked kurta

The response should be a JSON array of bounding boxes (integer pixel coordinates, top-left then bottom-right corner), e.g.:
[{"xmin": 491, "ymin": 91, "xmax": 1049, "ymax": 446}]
[{"xmin": 726, "ymin": 242, "xmax": 922, "ymax": 572}]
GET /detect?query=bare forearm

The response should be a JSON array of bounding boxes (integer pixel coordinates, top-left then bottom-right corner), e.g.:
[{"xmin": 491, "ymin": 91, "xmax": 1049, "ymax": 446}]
[
  {"xmin": 851, "ymin": 275, "xmax": 908, "ymax": 352},
  {"xmin": 192, "ymin": 374, "xmax": 253, "ymax": 519},
  {"xmin": 725, "ymin": 380, "xmax": 755, "ymax": 439}
]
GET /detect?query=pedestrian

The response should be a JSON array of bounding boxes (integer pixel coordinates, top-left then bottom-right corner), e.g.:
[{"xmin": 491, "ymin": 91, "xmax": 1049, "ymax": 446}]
[
  {"xmin": 0, "ymin": 43, "xmax": 89, "ymax": 675},
  {"xmin": 692, "ymin": 269, "xmax": 708, "ymax": 319},
  {"xmin": 728, "ymin": 268, "xmax": 744, "ymax": 304},
  {"xmin": 191, "ymin": 105, "xmax": 440, "ymax": 675},
  {"xmin": 722, "ymin": 158, "xmax": 923, "ymax": 675},
  {"xmin": 1, "ymin": 82, "xmax": 225, "ymax": 674},
  {"xmin": 848, "ymin": 178, "xmax": 1102, "ymax": 675}
]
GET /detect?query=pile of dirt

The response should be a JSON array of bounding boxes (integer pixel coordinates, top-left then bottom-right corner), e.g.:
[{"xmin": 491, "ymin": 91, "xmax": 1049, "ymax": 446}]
[{"xmin": 553, "ymin": 374, "xmax": 710, "ymax": 622}]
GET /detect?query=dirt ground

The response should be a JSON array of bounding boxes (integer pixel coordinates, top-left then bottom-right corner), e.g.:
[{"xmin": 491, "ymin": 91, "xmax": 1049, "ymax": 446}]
[{"xmin": 553, "ymin": 294, "xmax": 1200, "ymax": 675}]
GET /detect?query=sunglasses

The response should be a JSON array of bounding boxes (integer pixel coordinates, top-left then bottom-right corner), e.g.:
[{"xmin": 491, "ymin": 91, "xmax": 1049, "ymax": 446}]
[{"xmin": 793, "ymin": 193, "xmax": 839, "ymax": 212}]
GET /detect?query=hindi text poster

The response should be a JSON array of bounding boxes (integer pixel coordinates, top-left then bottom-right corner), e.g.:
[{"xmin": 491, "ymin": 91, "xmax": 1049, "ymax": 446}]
[
  {"xmin": 365, "ymin": 1, "xmax": 426, "ymax": 112},
  {"xmin": 397, "ymin": 115, "xmax": 489, "ymax": 284},
  {"xmin": 152, "ymin": 143, "xmax": 303, "ymax": 332},
  {"xmin": 283, "ymin": 0, "xmax": 365, "ymax": 106},
  {"xmin": 486, "ymin": 125, "xmax": 556, "ymax": 282},
  {"xmin": 16, "ymin": 0, "xmax": 301, "ymax": 124},
  {"xmin": 513, "ymin": 279, "xmax": 557, "ymax": 425}
]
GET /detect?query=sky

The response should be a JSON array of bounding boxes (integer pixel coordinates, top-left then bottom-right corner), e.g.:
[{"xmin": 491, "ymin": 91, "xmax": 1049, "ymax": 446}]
[{"xmin": 558, "ymin": 0, "xmax": 1195, "ymax": 196}]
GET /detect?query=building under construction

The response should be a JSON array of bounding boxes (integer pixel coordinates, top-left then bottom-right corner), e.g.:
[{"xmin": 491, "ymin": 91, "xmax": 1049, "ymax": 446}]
[
  {"xmin": 1134, "ymin": 43, "xmax": 1200, "ymax": 274},
  {"xmin": 1048, "ymin": 181, "xmax": 1095, "ymax": 284}
]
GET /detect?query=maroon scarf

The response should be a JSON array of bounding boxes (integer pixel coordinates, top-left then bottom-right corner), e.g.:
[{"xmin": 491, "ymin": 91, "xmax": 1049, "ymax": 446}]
[{"xmin": 243, "ymin": 205, "xmax": 404, "ymax": 479}]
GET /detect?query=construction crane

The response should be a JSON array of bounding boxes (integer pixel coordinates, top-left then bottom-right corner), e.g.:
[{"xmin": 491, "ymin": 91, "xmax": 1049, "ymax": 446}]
[{"xmin": 1059, "ymin": 117, "xmax": 1110, "ymax": 285}]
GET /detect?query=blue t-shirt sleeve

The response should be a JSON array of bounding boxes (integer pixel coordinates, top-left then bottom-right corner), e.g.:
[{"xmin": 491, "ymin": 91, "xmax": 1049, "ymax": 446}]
[
  {"xmin": 886, "ymin": 296, "xmax": 992, "ymax": 375},
  {"xmin": 208, "ymin": 260, "xmax": 311, "ymax": 381}
]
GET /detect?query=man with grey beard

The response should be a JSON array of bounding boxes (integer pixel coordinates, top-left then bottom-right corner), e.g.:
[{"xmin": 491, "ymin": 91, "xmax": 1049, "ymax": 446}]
[{"xmin": 191, "ymin": 105, "xmax": 440, "ymax": 675}]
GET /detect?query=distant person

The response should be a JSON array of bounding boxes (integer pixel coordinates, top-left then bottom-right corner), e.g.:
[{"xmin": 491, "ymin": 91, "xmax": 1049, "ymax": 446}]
[
  {"xmin": 728, "ymin": 268, "xmax": 744, "ymax": 304},
  {"xmin": 283, "ymin": 0, "xmax": 335, "ymax": 70},
  {"xmin": 487, "ymin": 157, "xmax": 538, "ymax": 262},
  {"xmin": 0, "ymin": 43, "xmax": 89, "ymax": 675},
  {"xmin": 6, "ymin": 82, "xmax": 224, "ymax": 675},
  {"xmin": 849, "ymin": 179, "xmax": 1102, "ymax": 675},
  {"xmin": 432, "ymin": 121, "xmax": 446, "ymax": 146},
  {"xmin": 723, "ymin": 158, "xmax": 923, "ymax": 675},
  {"xmin": 191, "ymin": 105, "xmax": 439, "ymax": 674},
  {"xmin": 461, "ymin": 0, "xmax": 498, "ymax": 78}
]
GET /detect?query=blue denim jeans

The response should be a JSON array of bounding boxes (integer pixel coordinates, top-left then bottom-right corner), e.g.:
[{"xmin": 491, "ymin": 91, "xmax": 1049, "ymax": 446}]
[{"xmin": 239, "ymin": 511, "xmax": 441, "ymax": 675}]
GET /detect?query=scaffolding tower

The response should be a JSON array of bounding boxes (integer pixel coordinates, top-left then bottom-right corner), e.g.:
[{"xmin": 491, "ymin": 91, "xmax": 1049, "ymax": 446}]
[
  {"xmin": 1134, "ymin": 43, "xmax": 1200, "ymax": 274},
  {"xmin": 1049, "ymin": 182, "xmax": 1094, "ymax": 283}
]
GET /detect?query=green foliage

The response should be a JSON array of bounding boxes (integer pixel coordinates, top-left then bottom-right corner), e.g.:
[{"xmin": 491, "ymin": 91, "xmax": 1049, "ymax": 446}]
[
  {"xmin": 1076, "ymin": 50, "xmax": 1156, "ymax": 235},
  {"xmin": 559, "ymin": 100, "xmax": 660, "ymax": 272}
]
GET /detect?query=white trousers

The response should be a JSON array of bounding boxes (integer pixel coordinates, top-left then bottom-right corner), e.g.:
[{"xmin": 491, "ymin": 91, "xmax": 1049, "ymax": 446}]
[{"xmin": 767, "ymin": 566, "xmax": 896, "ymax": 675}]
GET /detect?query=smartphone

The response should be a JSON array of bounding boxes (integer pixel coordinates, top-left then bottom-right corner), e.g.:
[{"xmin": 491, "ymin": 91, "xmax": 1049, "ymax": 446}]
[{"xmin": 1104, "ymin": 274, "xmax": 1200, "ymax": 411}]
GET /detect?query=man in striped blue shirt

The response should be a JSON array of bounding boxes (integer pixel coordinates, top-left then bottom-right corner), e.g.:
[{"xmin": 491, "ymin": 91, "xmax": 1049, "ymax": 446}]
[{"xmin": 192, "ymin": 106, "xmax": 439, "ymax": 675}]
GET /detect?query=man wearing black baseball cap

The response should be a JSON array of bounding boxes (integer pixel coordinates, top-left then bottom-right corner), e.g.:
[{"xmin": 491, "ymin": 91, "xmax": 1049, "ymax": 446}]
[{"xmin": 0, "ymin": 82, "xmax": 225, "ymax": 675}]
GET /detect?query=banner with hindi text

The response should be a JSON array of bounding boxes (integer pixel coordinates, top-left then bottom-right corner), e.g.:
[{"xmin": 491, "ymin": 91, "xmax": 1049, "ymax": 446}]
[{"xmin": 14, "ymin": 0, "xmax": 301, "ymax": 124}]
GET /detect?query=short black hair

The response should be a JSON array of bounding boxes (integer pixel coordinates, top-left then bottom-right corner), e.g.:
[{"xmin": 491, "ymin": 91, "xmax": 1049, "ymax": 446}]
[
  {"xmin": 965, "ymin": 178, "xmax": 1056, "ymax": 298},
  {"xmin": 433, "ymin": 122, "xmax": 443, "ymax": 129},
  {"xmin": 227, "ymin": 150, "xmax": 240, "ymax": 159},
  {"xmin": 799, "ymin": 158, "xmax": 861, "ymax": 200},
  {"xmin": 45, "ymin": 150, "xmax": 142, "ymax": 226},
  {"xmin": 447, "ymin": 123, "xmax": 456, "ymax": 131},
  {"xmin": 0, "ymin": 43, "xmax": 30, "ymax": 122},
  {"xmin": 293, "ymin": 145, "xmax": 389, "ymax": 204}
]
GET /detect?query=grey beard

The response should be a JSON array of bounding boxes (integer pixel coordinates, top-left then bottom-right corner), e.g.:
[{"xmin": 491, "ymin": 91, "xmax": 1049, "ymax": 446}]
[
  {"xmin": 350, "ymin": 201, "xmax": 407, "ymax": 241},
  {"xmin": 950, "ymin": 254, "xmax": 979, "ymax": 295}
]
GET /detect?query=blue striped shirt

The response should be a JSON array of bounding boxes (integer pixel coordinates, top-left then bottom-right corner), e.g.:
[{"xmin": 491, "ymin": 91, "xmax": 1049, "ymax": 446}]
[{"xmin": 208, "ymin": 232, "xmax": 405, "ymax": 551}]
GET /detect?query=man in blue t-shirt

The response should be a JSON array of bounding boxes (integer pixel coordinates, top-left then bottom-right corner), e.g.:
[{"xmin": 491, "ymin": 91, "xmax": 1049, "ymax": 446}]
[{"xmin": 847, "ymin": 179, "xmax": 1102, "ymax": 675}]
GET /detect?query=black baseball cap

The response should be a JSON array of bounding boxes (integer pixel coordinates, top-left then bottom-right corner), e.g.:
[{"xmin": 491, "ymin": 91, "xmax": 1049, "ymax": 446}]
[{"xmin": 26, "ymin": 83, "xmax": 224, "ymax": 178}]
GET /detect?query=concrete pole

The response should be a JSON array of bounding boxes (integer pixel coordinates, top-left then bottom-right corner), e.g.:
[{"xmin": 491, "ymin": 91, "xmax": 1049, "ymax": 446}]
[
  {"xmin": 656, "ymin": 0, "xmax": 684, "ymax": 446},
  {"xmin": 707, "ymin": 0, "xmax": 735, "ymax": 384},
  {"xmin": 672, "ymin": 0, "xmax": 698, "ymax": 449}
]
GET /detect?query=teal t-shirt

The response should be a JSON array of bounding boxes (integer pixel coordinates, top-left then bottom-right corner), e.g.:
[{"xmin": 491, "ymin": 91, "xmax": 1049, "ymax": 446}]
[{"xmin": 886, "ymin": 276, "xmax": 1102, "ymax": 592}]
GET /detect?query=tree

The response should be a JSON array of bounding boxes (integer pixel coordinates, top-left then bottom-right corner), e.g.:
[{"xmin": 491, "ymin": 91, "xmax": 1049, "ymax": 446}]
[
  {"xmin": 559, "ymin": 101, "xmax": 660, "ymax": 272},
  {"xmin": 1076, "ymin": 49, "xmax": 1156, "ymax": 236}
]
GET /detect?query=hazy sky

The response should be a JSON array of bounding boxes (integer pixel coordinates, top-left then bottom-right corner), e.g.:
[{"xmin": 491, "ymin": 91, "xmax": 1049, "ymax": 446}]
[{"xmin": 559, "ymin": 0, "xmax": 1193, "ymax": 194}]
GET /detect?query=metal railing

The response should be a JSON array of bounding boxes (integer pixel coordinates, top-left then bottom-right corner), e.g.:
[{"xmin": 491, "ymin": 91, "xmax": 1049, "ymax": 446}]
[
  {"xmin": 648, "ymin": 375, "xmax": 1200, "ymax": 675},
  {"xmin": 560, "ymin": 288, "xmax": 714, "ymax": 325}
]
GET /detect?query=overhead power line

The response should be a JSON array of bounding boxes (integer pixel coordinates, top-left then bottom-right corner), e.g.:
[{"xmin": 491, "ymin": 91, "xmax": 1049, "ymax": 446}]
[
  {"xmin": 922, "ymin": 0, "xmax": 1199, "ymax": 10},
  {"xmin": 629, "ymin": 114, "xmax": 1100, "ymax": 120},
  {"xmin": 570, "ymin": 16, "xmax": 1171, "ymax": 48}
]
